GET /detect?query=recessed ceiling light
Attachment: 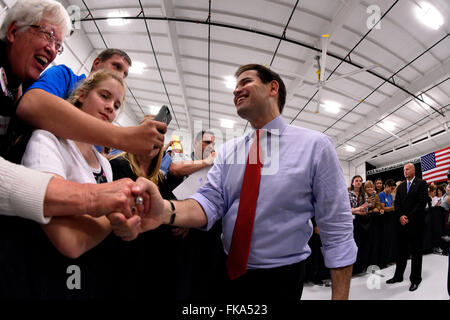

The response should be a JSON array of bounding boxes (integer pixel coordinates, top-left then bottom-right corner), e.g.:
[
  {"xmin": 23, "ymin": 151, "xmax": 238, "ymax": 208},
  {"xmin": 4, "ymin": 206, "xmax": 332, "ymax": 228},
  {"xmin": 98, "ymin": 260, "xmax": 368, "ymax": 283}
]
[
  {"xmin": 224, "ymin": 76, "xmax": 236, "ymax": 90},
  {"xmin": 149, "ymin": 105, "xmax": 161, "ymax": 115},
  {"xmin": 379, "ymin": 120, "xmax": 396, "ymax": 132},
  {"xmin": 345, "ymin": 145, "xmax": 356, "ymax": 152},
  {"xmin": 322, "ymin": 100, "xmax": 341, "ymax": 114},
  {"xmin": 415, "ymin": 2, "xmax": 444, "ymax": 30},
  {"xmin": 129, "ymin": 61, "xmax": 146, "ymax": 74},
  {"xmin": 220, "ymin": 118, "xmax": 235, "ymax": 129},
  {"xmin": 107, "ymin": 11, "xmax": 130, "ymax": 27}
]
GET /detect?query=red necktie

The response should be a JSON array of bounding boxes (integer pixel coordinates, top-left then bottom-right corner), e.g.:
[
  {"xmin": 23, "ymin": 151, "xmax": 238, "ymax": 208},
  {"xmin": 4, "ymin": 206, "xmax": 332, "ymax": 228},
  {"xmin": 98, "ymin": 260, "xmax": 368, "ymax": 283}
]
[{"xmin": 226, "ymin": 129, "xmax": 263, "ymax": 280}]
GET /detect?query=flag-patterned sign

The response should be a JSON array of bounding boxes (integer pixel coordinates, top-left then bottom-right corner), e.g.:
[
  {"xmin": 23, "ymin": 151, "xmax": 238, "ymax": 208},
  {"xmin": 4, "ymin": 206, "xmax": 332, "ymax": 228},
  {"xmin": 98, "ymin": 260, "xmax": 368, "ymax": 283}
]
[{"xmin": 421, "ymin": 146, "xmax": 450, "ymax": 184}]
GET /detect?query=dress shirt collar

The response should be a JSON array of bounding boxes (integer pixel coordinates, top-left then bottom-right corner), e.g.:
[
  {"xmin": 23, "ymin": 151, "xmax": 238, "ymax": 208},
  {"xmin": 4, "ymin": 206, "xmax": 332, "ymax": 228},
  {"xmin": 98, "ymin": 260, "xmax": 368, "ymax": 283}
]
[
  {"xmin": 407, "ymin": 176, "xmax": 415, "ymax": 184},
  {"xmin": 248, "ymin": 115, "xmax": 287, "ymax": 138}
]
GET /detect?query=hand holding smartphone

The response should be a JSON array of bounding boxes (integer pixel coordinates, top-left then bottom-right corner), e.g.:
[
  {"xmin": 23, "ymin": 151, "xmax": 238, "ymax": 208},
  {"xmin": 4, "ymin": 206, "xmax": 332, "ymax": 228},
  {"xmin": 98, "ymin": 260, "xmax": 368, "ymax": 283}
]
[{"xmin": 154, "ymin": 105, "xmax": 172, "ymax": 126}]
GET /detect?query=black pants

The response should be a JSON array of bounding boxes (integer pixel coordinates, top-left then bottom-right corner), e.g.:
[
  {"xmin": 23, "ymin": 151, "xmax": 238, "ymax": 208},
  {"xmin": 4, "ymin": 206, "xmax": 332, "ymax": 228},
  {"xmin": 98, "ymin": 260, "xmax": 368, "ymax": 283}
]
[
  {"xmin": 393, "ymin": 221, "xmax": 424, "ymax": 284},
  {"xmin": 216, "ymin": 252, "xmax": 305, "ymax": 302}
]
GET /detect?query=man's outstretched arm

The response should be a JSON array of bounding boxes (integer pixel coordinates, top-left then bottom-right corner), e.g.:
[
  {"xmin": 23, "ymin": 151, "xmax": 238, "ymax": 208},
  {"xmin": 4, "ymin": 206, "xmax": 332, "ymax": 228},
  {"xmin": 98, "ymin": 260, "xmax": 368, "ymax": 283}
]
[
  {"xmin": 17, "ymin": 89, "xmax": 166, "ymax": 155},
  {"xmin": 107, "ymin": 177, "xmax": 208, "ymax": 241}
]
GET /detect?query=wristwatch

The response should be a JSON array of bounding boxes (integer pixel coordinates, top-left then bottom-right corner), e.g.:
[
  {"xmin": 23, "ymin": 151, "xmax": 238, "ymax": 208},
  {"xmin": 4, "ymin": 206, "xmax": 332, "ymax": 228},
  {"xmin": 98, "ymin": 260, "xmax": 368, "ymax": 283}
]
[{"xmin": 167, "ymin": 199, "xmax": 176, "ymax": 225}]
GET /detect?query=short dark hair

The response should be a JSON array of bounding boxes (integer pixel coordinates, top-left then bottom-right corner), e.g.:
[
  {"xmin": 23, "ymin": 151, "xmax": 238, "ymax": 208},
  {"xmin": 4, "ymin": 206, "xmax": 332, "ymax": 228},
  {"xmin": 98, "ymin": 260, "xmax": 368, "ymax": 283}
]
[
  {"xmin": 234, "ymin": 64, "xmax": 286, "ymax": 113},
  {"xmin": 195, "ymin": 130, "xmax": 214, "ymax": 142},
  {"xmin": 385, "ymin": 179, "xmax": 396, "ymax": 187},
  {"xmin": 96, "ymin": 48, "xmax": 132, "ymax": 67}
]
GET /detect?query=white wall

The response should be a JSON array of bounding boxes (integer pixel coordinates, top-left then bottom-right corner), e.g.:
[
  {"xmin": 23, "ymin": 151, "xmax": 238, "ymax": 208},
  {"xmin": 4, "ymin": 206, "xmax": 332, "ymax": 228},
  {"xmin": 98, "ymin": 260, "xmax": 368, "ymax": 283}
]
[
  {"xmin": 340, "ymin": 159, "xmax": 366, "ymax": 187},
  {"xmin": 113, "ymin": 103, "xmax": 139, "ymax": 127}
]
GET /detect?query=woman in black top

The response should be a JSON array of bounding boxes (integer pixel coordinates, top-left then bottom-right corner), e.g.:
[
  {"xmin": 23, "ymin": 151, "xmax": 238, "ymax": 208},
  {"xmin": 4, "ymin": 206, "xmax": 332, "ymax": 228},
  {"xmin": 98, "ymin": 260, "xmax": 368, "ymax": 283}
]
[{"xmin": 105, "ymin": 142, "xmax": 184, "ymax": 300}]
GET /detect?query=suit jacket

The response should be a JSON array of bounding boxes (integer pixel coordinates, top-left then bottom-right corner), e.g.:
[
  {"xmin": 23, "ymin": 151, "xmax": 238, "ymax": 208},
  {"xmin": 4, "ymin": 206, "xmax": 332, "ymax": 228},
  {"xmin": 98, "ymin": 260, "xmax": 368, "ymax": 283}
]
[{"xmin": 394, "ymin": 177, "xmax": 428, "ymax": 224}]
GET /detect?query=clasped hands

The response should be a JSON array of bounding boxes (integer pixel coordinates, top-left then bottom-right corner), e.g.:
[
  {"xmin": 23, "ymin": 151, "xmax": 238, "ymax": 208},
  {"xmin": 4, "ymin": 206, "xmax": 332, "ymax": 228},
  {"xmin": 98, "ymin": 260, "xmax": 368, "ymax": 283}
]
[
  {"xmin": 399, "ymin": 215, "xmax": 409, "ymax": 225},
  {"xmin": 101, "ymin": 177, "xmax": 185, "ymax": 241}
]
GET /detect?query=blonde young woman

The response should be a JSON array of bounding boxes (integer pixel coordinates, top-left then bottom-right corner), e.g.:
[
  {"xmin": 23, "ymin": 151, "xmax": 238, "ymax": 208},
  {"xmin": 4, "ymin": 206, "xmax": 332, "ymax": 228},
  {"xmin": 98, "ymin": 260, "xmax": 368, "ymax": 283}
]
[{"xmin": 22, "ymin": 69, "xmax": 127, "ymax": 299}]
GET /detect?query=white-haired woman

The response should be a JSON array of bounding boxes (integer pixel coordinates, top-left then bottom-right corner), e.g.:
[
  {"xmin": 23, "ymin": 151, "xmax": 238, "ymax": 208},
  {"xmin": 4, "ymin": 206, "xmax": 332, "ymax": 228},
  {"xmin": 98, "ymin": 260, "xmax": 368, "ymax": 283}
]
[
  {"xmin": 0, "ymin": 0, "xmax": 72, "ymax": 83},
  {"xmin": 0, "ymin": 0, "xmax": 71, "ymax": 154}
]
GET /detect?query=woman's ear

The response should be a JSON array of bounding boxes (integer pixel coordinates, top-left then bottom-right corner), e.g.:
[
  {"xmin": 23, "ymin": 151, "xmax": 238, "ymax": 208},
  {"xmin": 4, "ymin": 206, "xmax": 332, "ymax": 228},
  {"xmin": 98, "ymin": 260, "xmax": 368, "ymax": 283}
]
[
  {"xmin": 6, "ymin": 21, "xmax": 19, "ymax": 43},
  {"xmin": 77, "ymin": 90, "xmax": 86, "ymax": 105}
]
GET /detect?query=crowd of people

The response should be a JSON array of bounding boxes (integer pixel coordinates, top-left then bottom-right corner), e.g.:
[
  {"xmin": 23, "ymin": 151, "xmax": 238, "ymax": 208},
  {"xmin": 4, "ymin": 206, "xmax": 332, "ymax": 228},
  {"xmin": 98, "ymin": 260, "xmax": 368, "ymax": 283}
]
[
  {"xmin": 0, "ymin": 0, "xmax": 448, "ymax": 302},
  {"xmin": 305, "ymin": 170, "xmax": 449, "ymax": 292}
]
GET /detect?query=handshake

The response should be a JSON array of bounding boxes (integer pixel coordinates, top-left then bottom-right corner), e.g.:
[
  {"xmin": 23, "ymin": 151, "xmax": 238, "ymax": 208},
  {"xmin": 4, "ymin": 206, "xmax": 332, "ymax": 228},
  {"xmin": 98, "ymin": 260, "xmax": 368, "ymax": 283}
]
[
  {"xmin": 87, "ymin": 177, "xmax": 178, "ymax": 241},
  {"xmin": 91, "ymin": 177, "xmax": 207, "ymax": 241},
  {"xmin": 86, "ymin": 177, "xmax": 165, "ymax": 238}
]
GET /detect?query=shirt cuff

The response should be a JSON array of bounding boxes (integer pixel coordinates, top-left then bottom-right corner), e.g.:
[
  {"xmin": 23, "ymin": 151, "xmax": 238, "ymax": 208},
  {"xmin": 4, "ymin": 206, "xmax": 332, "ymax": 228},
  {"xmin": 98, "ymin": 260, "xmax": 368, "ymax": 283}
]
[
  {"xmin": 321, "ymin": 238, "xmax": 358, "ymax": 269},
  {"xmin": 10, "ymin": 167, "xmax": 53, "ymax": 224},
  {"xmin": 189, "ymin": 192, "xmax": 219, "ymax": 231}
]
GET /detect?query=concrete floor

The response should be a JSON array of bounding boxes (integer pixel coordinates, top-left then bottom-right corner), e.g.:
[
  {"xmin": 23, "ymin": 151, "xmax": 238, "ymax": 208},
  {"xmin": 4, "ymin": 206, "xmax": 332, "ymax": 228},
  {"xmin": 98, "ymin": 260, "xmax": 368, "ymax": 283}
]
[{"xmin": 302, "ymin": 253, "xmax": 449, "ymax": 300}]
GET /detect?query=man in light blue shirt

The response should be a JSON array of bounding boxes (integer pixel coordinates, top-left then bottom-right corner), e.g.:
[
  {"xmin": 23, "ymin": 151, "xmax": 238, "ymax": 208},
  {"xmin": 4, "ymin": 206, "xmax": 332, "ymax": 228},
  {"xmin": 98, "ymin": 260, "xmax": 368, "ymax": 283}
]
[{"xmin": 109, "ymin": 64, "xmax": 357, "ymax": 301}]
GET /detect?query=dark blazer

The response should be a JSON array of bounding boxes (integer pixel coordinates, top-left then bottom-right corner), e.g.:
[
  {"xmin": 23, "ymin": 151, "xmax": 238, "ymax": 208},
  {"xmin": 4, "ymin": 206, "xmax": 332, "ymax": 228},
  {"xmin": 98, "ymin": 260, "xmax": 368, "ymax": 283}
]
[{"xmin": 394, "ymin": 177, "xmax": 428, "ymax": 224}]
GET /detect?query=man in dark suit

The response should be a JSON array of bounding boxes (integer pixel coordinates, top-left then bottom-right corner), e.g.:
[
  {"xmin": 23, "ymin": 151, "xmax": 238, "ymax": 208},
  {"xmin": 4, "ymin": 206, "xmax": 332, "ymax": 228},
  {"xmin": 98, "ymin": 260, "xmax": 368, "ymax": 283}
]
[{"xmin": 386, "ymin": 163, "xmax": 428, "ymax": 291}]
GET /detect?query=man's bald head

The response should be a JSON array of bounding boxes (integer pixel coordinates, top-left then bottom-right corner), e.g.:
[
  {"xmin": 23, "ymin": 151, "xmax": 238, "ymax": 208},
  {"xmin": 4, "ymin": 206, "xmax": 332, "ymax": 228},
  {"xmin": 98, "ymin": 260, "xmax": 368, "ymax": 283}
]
[{"xmin": 403, "ymin": 163, "xmax": 415, "ymax": 180}]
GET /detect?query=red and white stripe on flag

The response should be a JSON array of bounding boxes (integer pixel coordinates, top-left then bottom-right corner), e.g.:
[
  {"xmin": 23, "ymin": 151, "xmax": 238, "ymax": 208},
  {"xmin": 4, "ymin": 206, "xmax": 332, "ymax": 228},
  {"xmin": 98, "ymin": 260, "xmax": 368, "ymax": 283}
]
[{"xmin": 421, "ymin": 146, "xmax": 450, "ymax": 184}]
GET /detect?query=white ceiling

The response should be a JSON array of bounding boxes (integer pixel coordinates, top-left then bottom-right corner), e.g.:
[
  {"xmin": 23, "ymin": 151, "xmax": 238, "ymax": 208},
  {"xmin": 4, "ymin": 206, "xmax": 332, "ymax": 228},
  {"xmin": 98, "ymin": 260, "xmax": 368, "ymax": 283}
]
[{"xmin": 52, "ymin": 0, "xmax": 450, "ymax": 168}]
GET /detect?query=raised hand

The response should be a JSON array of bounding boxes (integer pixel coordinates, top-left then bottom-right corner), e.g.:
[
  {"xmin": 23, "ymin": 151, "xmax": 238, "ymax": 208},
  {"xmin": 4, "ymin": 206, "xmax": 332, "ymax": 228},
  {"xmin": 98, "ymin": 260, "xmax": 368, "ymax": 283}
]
[
  {"xmin": 204, "ymin": 151, "xmax": 216, "ymax": 165},
  {"xmin": 120, "ymin": 118, "xmax": 167, "ymax": 156}
]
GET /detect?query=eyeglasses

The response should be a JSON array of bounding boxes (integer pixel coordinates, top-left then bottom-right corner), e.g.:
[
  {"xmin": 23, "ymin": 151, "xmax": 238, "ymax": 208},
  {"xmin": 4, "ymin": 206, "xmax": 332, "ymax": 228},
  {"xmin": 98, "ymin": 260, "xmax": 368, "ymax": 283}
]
[{"xmin": 28, "ymin": 25, "xmax": 64, "ymax": 55}]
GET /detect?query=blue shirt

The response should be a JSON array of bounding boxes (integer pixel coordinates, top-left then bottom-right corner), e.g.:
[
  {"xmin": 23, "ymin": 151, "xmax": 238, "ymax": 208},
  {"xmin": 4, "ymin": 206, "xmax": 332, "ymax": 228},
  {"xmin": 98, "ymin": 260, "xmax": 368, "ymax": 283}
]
[
  {"xmin": 378, "ymin": 191, "xmax": 393, "ymax": 208},
  {"xmin": 27, "ymin": 65, "xmax": 86, "ymax": 99},
  {"xmin": 191, "ymin": 116, "xmax": 357, "ymax": 270},
  {"xmin": 160, "ymin": 153, "xmax": 172, "ymax": 175}
]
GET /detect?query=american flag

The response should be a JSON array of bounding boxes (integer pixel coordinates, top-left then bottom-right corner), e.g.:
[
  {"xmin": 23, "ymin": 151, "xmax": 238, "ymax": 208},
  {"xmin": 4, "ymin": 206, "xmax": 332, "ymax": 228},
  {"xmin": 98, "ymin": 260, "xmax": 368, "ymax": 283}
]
[{"xmin": 421, "ymin": 146, "xmax": 450, "ymax": 184}]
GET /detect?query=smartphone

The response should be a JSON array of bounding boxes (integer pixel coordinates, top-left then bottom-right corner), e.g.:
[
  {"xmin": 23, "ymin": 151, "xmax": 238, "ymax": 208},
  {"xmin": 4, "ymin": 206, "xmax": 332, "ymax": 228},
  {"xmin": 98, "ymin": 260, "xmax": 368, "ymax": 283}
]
[{"xmin": 154, "ymin": 105, "xmax": 172, "ymax": 126}]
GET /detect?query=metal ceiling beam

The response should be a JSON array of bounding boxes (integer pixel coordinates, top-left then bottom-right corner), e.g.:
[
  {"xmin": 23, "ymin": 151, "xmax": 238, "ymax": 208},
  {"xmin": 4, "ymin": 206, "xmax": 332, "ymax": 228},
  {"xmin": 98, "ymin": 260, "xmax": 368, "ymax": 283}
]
[
  {"xmin": 75, "ymin": 49, "xmax": 96, "ymax": 75},
  {"xmin": 322, "ymin": 33, "xmax": 449, "ymax": 135},
  {"xmin": 283, "ymin": 0, "xmax": 361, "ymax": 105},
  {"xmin": 79, "ymin": 15, "xmax": 423, "ymax": 98},
  {"xmin": 350, "ymin": 108, "xmax": 450, "ymax": 167},
  {"xmin": 137, "ymin": 0, "xmax": 180, "ymax": 128},
  {"xmin": 335, "ymin": 57, "xmax": 450, "ymax": 149},
  {"xmin": 161, "ymin": 0, "xmax": 193, "ymax": 138},
  {"xmin": 269, "ymin": 0, "xmax": 299, "ymax": 66},
  {"xmin": 290, "ymin": 0, "xmax": 400, "ymax": 123},
  {"xmin": 81, "ymin": 0, "xmax": 144, "ymax": 115},
  {"xmin": 346, "ymin": 102, "xmax": 449, "ymax": 162},
  {"xmin": 336, "ymin": 76, "xmax": 450, "ymax": 152}
]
